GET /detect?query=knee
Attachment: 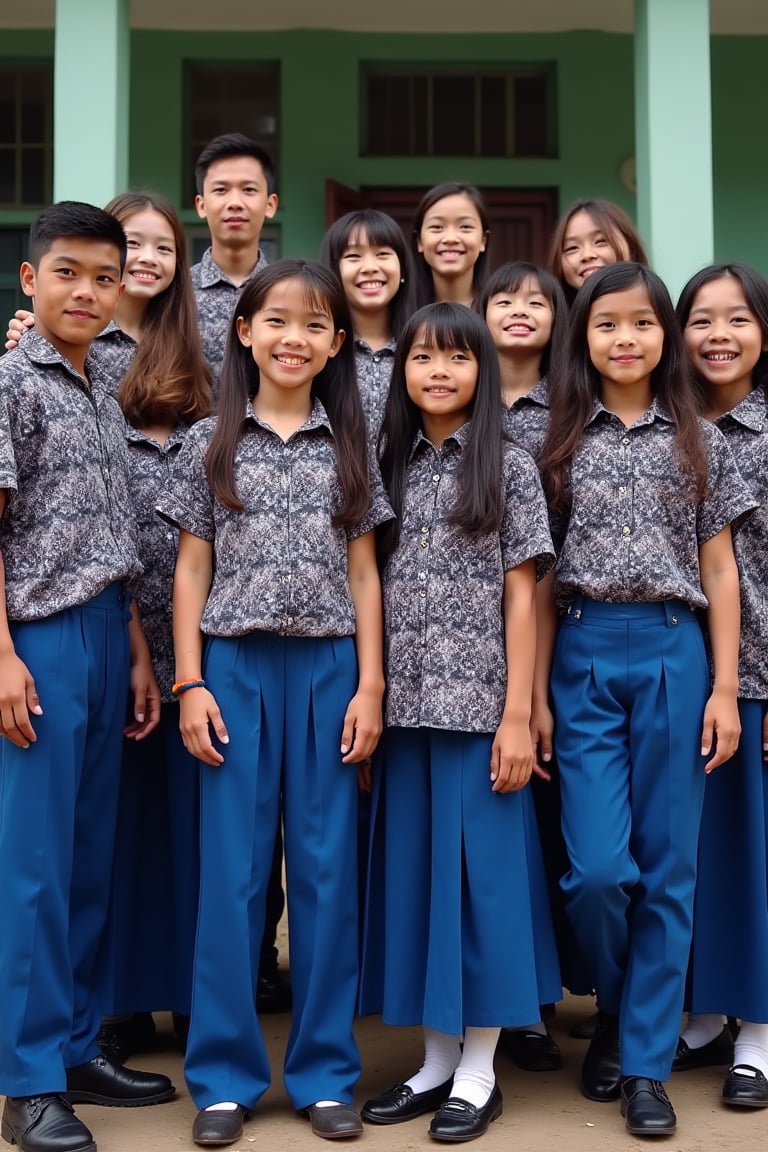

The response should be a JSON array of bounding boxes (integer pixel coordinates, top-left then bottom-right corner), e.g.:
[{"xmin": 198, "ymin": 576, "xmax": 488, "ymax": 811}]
[{"xmin": 562, "ymin": 853, "xmax": 639, "ymax": 913}]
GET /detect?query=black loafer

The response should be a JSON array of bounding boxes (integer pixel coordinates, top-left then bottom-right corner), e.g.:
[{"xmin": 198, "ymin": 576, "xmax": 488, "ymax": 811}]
[
  {"xmin": 497, "ymin": 1028, "xmax": 562, "ymax": 1072},
  {"xmin": 1, "ymin": 1095, "xmax": 95, "ymax": 1152},
  {"xmin": 722, "ymin": 1065, "xmax": 768, "ymax": 1108},
  {"xmin": 64, "ymin": 1055, "xmax": 175, "ymax": 1107},
  {"xmin": 428, "ymin": 1083, "xmax": 503, "ymax": 1143},
  {"xmin": 305, "ymin": 1104, "xmax": 363, "ymax": 1139},
  {"xmin": 362, "ymin": 1079, "xmax": 453, "ymax": 1124},
  {"xmin": 620, "ymin": 1077, "xmax": 676, "ymax": 1135},
  {"xmin": 581, "ymin": 1011, "xmax": 621, "ymax": 1102},
  {"xmin": 671, "ymin": 1027, "xmax": 734, "ymax": 1072},
  {"xmin": 192, "ymin": 1106, "xmax": 248, "ymax": 1146}
]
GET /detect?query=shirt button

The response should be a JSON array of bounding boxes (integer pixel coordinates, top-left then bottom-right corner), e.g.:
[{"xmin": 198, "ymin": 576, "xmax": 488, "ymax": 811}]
[
  {"xmin": 622, "ymin": 436, "xmax": 630, "ymax": 445},
  {"xmin": 421, "ymin": 525, "xmax": 429, "ymax": 534},
  {"xmin": 421, "ymin": 540, "xmax": 429, "ymax": 549},
  {"xmin": 432, "ymin": 474, "xmax": 440, "ymax": 483},
  {"xmin": 418, "ymin": 572, "xmax": 426, "ymax": 581},
  {"xmin": 419, "ymin": 589, "xmax": 427, "ymax": 598},
  {"xmin": 618, "ymin": 486, "xmax": 626, "ymax": 494},
  {"xmin": 622, "ymin": 526, "xmax": 631, "ymax": 536},
  {"xmin": 373, "ymin": 355, "xmax": 380, "ymax": 363}
]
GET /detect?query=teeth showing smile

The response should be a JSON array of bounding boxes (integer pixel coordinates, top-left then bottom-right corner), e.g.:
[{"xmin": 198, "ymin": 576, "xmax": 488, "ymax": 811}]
[
  {"xmin": 130, "ymin": 271, "xmax": 159, "ymax": 281},
  {"xmin": 504, "ymin": 324, "xmax": 533, "ymax": 334},
  {"xmin": 357, "ymin": 280, "xmax": 385, "ymax": 290},
  {"xmin": 275, "ymin": 355, "xmax": 307, "ymax": 366},
  {"xmin": 704, "ymin": 352, "xmax": 737, "ymax": 361}
]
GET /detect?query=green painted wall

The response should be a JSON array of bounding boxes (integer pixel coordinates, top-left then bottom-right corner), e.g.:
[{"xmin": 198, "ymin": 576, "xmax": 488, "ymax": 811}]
[{"xmin": 2, "ymin": 28, "xmax": 768, "ymax": 276}]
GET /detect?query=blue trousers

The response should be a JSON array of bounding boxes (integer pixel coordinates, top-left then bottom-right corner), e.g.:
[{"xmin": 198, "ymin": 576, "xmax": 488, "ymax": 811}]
[
  {"xmin": 184, "ymin": 632, "xmax": 360, "ymax": 1112},
  {"xmin": 0, "ymin": 585, "xmax": 130, "ymax": 1095},
  {"xmin": 551, "ymin": 598, "xmax": 709, "ymax": 1080}
]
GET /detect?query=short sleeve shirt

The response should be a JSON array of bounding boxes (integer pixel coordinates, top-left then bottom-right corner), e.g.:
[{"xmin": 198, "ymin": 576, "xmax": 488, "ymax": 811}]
[
  {"xmin": 0, "ymin": 331, "xmax": 141, "ymax": 620},
  {"xmin": 88, "ymin": 321, "xmax": 138, "ymax": 397},
  {"xmin": 190, "ymin": 247, "xmax": 267, "ymax": 391},
  {"xmin": 714, "ymin": 386, "xmax": 768, "ymax": 698},
  {"xmin": 126, "ymin": 426, "xmax": 187, "ymax": 701},
  {"xmin": 383, "ymin": 424, "xmax": 555, "ymax": 733},
  {"xmin": 553, "ymin": 397, "xmax": 757, "ymax": 610},
  {"xmin": 354, "ymin": 338, "xmax": 396, "ymax": 450},
  {"xmin": 157, "ymin": 399, "xmax": 393, "ymax": 638},
  {"xmin": 503, "ymin": 378, "xmax": 550, "ymax": 460}
]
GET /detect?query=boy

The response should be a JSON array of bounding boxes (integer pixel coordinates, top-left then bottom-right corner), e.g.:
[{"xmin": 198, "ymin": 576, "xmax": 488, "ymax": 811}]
[
  {"xmin": 192, "ymin": 133, "xmax": 278, "ymax": 387},
  {"xmin": 0, "ymin": 202, "xmax": 174, "ymax": 1152}
]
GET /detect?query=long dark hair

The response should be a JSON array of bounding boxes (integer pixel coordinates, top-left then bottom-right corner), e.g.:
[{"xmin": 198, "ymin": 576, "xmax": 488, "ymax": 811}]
[
  {"xmin": 206, "ymin": 259, "xmax": 369, "ymax": 526},
  {"xmin": 320, "ymin": 209, "xmax": 415, "ymax": 340},
  {"xmin": 108, "ymin": 192, "xmax": 213, "ymax": 427},
  {"xmin": 677, "ymin": 263, "xmax": 768, "ymax": 395},
  {"xmin": 539, "ymin": 262, "xmax": 707, "ymax": 511},
  {"xmin": 548, "ymin": 198, "xmax": 649, "ymax": 302},
  {"xmin": 378, "ymin": 302, "xmax": 504, "ymax": 556},
  {"xmin": 412, "ymin": 183, "xmax": 490, "ymax": 309},
  {"xmin": 478, "ymin": 261, "xmax": 569, "ymax": 379}
]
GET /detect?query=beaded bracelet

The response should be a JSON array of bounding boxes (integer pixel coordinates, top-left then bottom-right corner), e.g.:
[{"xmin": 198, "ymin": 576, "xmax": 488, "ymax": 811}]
[{"xmin": 172, "ymin": 678, "xmax": 206, "ymax": 697}]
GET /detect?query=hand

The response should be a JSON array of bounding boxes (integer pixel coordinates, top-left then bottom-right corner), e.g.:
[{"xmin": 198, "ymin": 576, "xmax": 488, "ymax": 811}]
[
  {"xmin": 490, "ymin": 716, "xmax": 533, "ymax": 793},
  {"xmin": 0, "ymin": 649, "xmax": 43, "ymax": 747},
  {"xmin": 124, "ymin": 655, "xmax": 162, "ymax": 740},
  {"xmin": 179, "ymin": 687, "xmax": 229, "ymax": 766},
  {"xmin": 340, "ymin": 687, "xmax": 383, "ymax": 764},
  {"xmin": 701, "ymin": 688, "xmax": 741, "ymax": 773},
  {"xmin": 5, "ymin": 310, "xmax": 35, "ymax": 352},
  {"xmin": 530, "ymin": 698, "xmax": 554, "ymax": 781}
]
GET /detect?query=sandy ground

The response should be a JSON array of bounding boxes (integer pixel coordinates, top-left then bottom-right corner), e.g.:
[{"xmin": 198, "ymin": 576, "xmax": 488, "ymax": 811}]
[{"xmin": 8, "ymin": 991, "xmax": 765, "ymax": 1152}]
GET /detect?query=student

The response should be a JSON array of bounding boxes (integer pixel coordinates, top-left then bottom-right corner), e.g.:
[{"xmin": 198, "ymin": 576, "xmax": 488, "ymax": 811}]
[
  {"xmin": 191, "ymin": 132, "xmax": 278, "ymax": 388},
  {"xmin": 537, "ymin": 262, "xmax": 755, "ymax": 1137},
  {"xmin": 548, "ymin": 199, "xmax": 648, "ymax": 303},
  {"xmin": 361, "ymin": 303, "xmax": 559, "ymax": 1143},
  {"xmin": 0, "ymin": 202, "xmax": 174, "ymax": 1152},
  {"xmin": 412, "ymin": 183, "xmax": 489, "ymax": 309},
  {"xmin": 157, "ymin": 260, "xmax": 391, "ymax": 1146},
  {"xmin": 320, "ymin": 208, "xmax": 413, "ymax": 448},
  {"xmin": 673, "ymin": 264, "xmax": 768, "ymax": 1108}
]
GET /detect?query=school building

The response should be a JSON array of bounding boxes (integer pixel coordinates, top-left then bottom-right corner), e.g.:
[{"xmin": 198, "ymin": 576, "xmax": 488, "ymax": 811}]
[{"xmin": 1, "ymin": 0, "xmax": 767, "ymax": 315}]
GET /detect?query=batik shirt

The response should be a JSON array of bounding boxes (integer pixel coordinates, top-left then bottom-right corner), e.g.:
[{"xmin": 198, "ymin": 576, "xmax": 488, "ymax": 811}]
[
  {"xmin": 190, "ymin": 247, "xmax": 268, "ymax": 389},
  {"xmin": 88, "ymin": 320, "xmax": 138, "ymax": 396},
  {"xmin": 126, "ymin": 426, "xmax": 187, "ymax": 701},
  {"xmin": 714, "ymin": 386, "xmax": 768, "ymax": 698},
  {"xmin": 158, "ymin": 399, "xmax": 393, "ymax": 638},
  {"xmin": 553, "ymin": 396, "xmax": 756, "ymax": 611},
  {"xmin": 503, "ymin": 378, "xmax": 550, "ymax": 460},
  {"xmin": 382, "ymin": 423, "xmax": 555, "ymax": 733},
  {"xmin": 0, "ymin": 331, "xmax": 141, "ymax": 619},
  {"xmin": 355, "ymin": 337, "xmax": 396, "ymax": 451}
]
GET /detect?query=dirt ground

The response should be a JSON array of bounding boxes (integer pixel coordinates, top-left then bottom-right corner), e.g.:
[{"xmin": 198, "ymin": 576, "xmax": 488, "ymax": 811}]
[{"xmin": 11, "ymin": 991, "xmax": 764, "ymax": 1152}]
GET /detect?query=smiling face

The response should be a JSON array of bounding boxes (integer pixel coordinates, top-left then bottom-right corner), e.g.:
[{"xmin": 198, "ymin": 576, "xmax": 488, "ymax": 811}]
[
  {"xmin": 684, "ymin": 275, "xmax": 767, "ymax": 404},
  {"xmin": 587, "ymin": 283, "xmax": 664, "ymax": 398},
  {"xmin": 405, "ymin": 326, "xmax": 478, "ymax": 437},
  {"xmin": 485, "ymin": 276, "xmax": 554, "ymax": 358},
  {"xmin": 120, "ymin": 207, "xmax": 176, "ymax": 301},
  {"xmin": 195, "ymin": 155, "xmax": 278, "ymax": 251},
  {"xmin": 20, "ymin": 237, "xmax": 124, "ymax": 359},
  {"xmin": 236, "ymin": 277, "xmax": 344, "ymax": 397},
  {"xmin": 338, "ymin": 227, "xmax": 401, "ymax": 316},
  {"xmin": 417, "ymin": 193, "xmax": 487, "ymax": 282},
  {"xmin": 560, "ymin": 209, "xmax": 628, "ymax": 291}
]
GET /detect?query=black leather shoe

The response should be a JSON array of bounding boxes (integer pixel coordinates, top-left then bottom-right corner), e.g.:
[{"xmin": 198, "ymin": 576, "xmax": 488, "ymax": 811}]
[
  {"xmin": 362, "ymin": 1079, "xmax": 453, "ymax": 1124},
  {"xmin": 428, "ymin": 1083, "xmax": 503, "ymax": 1143},
  {"xmin": 497, "ymin": 1028, "xmax": 562, "ymax": 1072},
  {"xmin": 722, "ymin": 1065, "xmax": 768, "ymax": 1108},
  {"xmin": 620, "ymin": 1077, "xmax": 676, "ymax": 1135},
  {"xmin": 305, "ymin": 1104, "xmax": 363, "ymax": 1139},
  {"xmin": 256, "ymin": 968, "xmax": 292, "ymax": 1014},
  {"xmin": 1, "ymin": 1095, "xmax": 95, "ymax": 1152},
  {"xmin": 672, "ymin": 1027, "xmax": 734, "ymax": 1072},
  {"xmin": 192, "ymin": 1106, "xmax": 248, "ymax": 1146},
  {"xmin": 64, "ymin": 1055, "xmax": 175, "ymax": 1107},
  {"xmin": 96, "ymin": 1013, "xmax": 157, "ymax": 1064},
  {"xmin": 581, "ymin": 1011, "xmax": 621, "ymax": 1102}
]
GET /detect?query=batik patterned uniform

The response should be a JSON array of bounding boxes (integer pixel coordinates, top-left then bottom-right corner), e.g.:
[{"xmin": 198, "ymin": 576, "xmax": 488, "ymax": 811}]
[
  {"xmin": 354, "ymin": 337, "xmax": 395, "ymax": 451},
  {"xmin": 503, "ymin": 377, "xmax": 550, "ymax": 460},
  {"xmin": 191, "ymin": 247, "xmax": 267, "ymax": 390}
]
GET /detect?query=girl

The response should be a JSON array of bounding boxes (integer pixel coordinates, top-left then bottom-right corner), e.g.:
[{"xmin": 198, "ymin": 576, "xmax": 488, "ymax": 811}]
[
  {"xmin": 537, "ymin": 262, "xmax": 755, "ymax": 1137},
  {"xmin": 673, "ymin": 264, "xmax": 768, "ymax": 1108},
  {"xmin": 360, "ymin": 303, "xmax": 560, "ymax": 1143},
  {"xmin": 548, "ymin": 199, "xmax": 648, "ymax": 302},
  {"xmin": 412, "ymin": 183, "xmax": 489, "ymax": 309},
  {"xmin": 157, "ymin": 260, "xmax": 391, "ymax": 1147},
  {"xmin": 320, "ymin": 208, "xmax": 413, "ymax": 447}
]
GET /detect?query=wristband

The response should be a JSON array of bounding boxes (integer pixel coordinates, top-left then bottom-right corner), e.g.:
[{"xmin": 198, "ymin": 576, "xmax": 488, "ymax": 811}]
[{"xmin": 172, "ymin": 678, "xmax": 206, "ymax": 697}]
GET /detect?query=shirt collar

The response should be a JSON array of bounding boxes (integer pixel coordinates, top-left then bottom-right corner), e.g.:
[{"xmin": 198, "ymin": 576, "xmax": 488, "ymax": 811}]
[
  {"xmin": 354, "ymin": 337, "xmax": 397, "ymax": 356},
  {"xmin": 585, "ymin": 393, "xmax": 674, "ymax": 428},
  {"xmin": 244, "ymin": 395, "xmax": 334, "ymax": 438},
  {"xmin": 716, "ymin": 385, "xmax": 767, "ymax": 433},
  {"xmin": 125, "ymin": 424, "xmax": 188, "ymax": 451},
  {"xmin": 97, "ymin": 319, "xmax": 135, "ymax": 344},
  {"xmin": 197, "ymin": 246, "xmax": 267, "ymax": 289},
  {"xmin": 18, "ymin": 329, "xmax": 91, "ymax": 387},
  {"xmin": 408, "ymin": 418, "xmax": 471, "ymax": 461},
  {"xmin": 511, "ymin": 378, "xmax": 549, "ymax": 408}
]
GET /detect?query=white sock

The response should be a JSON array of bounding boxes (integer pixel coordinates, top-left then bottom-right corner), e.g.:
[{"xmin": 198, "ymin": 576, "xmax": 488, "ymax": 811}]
[
  {"xmin": 405, "ymin": 1026, "xmax": 462, "ymax": 1094},
  {"xmin": 451, "ymin": 1027, "xmax": 500, "ymax": 1109},
  {"xmin": 734, "ymin": 1021, "xmax": 768, "ymax": 1079},
  {"xmin": 682, "ymin": 1013, "xmax": 725, "ymax": 1049},
  {"xmin": 507, "ymin": 1021, "xmax": 546, "ymax": 1036},
  {"xmin": 204, "ymin": 1102, "xmax": 238, "ymax": 1112},
  {"xmin": 313, "ymin": 1100, "xmax": 343, "ymax": 1108}
]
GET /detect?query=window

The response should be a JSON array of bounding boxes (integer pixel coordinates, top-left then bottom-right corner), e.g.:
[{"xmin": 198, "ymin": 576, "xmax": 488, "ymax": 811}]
[
  {"xmin": 0, "ymin": 228, "xmax": 29, "ymax": 317},
  {"xmin": 362, "ymin": 66, "xmax": 555, "ymax": 159},
  {"xmin": 185, "ymin": 63, "xmax": 280, "ymax": 200},
  {"xmin": 0, "ymin": 66, "xmax": 53, "ymax": 208}
]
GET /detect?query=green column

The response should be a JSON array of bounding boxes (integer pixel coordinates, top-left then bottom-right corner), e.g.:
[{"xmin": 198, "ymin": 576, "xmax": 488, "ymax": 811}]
[
  {"xmin": 634, "ymin": 0, "xmax": 713, "ymax": 298},
  {"xmin": 53, "ymin": 0, "xmax": 129, "ymax": 204}
]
